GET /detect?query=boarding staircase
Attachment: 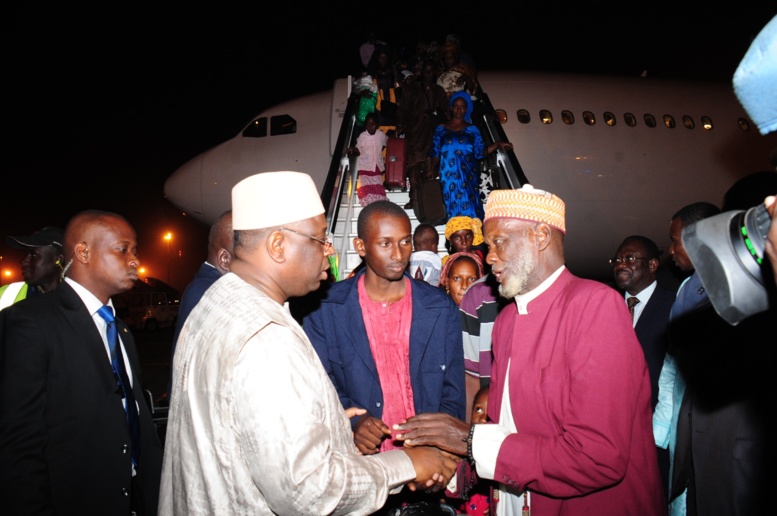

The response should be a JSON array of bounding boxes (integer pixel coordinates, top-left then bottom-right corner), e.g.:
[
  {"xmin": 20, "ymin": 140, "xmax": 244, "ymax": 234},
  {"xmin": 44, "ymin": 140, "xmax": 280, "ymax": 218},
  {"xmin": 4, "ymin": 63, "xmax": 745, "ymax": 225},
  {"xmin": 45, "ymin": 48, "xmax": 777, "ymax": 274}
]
[
  {"xmin": 322, "ymin": 81, "xmax": 528, "ymax": 281},
  {"xmin": 330, "ymin": 178, "xmax": 447, "ymax": 279}
]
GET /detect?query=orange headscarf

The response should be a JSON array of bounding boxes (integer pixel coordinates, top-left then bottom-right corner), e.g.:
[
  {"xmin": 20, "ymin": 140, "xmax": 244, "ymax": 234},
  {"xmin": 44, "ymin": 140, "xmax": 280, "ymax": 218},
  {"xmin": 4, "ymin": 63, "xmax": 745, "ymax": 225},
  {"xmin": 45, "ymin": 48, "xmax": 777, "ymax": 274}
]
[{"xmin": 444, "ymin": 216, "xmax": 484, "ymax": 245}]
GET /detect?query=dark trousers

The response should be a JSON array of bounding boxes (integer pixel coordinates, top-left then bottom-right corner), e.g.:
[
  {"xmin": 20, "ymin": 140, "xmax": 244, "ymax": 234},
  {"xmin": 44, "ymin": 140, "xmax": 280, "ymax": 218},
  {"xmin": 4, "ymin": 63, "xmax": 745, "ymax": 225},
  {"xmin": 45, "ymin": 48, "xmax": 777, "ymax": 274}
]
[{"xmin": 657, "ymin": 446, "xmax": 670, "ymax": 502}]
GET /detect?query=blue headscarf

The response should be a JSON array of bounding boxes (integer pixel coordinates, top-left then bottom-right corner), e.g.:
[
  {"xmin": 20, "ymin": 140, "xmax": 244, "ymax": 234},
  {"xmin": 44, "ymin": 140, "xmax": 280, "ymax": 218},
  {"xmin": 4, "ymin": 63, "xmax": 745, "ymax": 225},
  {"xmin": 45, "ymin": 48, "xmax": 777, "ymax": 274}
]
[{"xmin": 450, "ymin": 91, "xmax": 473, "ymax": 123}]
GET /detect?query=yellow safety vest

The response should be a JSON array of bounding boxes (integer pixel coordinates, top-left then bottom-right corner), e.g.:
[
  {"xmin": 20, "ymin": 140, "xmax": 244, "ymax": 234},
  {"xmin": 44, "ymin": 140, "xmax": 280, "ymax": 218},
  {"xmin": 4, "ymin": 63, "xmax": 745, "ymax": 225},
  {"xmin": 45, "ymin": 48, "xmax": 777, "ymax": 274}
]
[{"xmin": 0, "ymin": 282, "xmax": 28, "ymax": 310}]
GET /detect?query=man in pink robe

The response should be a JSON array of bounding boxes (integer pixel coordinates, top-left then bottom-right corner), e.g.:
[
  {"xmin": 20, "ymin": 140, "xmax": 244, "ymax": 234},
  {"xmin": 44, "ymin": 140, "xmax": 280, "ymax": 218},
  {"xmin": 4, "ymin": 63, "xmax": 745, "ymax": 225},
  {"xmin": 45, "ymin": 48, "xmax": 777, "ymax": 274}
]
[{"xmin": 395, "ymin": 184, "xmax": 666, "ymax": 515}]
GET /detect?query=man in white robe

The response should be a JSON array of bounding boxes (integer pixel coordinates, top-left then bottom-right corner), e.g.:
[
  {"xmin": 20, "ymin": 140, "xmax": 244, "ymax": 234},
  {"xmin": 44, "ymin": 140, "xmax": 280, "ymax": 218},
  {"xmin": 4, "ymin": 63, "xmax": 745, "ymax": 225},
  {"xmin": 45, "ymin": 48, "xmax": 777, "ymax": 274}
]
[{"xmin": 159, "ymin": 171, "xmax": 457, "ymax": 515}]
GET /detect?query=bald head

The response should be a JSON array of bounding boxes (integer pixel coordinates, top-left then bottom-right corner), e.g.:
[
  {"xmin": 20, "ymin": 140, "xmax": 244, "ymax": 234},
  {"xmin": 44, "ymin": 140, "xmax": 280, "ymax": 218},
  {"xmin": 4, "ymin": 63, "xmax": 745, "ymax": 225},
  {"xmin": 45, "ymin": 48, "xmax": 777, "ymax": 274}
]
[
  {"xmin": 63, "ymin": 210, "xmax": 139, "ymax": 304},
  {"xmin": 208, "ymin": 210, "xmax": 233, "ymax": 274}
]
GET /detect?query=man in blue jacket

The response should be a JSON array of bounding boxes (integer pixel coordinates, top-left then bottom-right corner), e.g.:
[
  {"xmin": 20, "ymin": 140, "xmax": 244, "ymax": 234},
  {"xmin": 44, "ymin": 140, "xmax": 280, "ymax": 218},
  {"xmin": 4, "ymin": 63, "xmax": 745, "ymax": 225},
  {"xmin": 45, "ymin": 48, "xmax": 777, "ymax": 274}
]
[{"xmin": 303, "ymin": 200, "xmax": 465, "ymax": 513}]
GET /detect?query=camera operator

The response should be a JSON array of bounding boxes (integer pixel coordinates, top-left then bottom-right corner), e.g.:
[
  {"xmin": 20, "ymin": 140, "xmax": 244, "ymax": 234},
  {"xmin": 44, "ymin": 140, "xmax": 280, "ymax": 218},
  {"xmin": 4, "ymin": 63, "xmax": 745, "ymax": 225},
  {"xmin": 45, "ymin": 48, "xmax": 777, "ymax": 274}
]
[
  {"xmin": 667, "ymin": 173, "xmax": 775, "ymax": 515},
  {"xmin": 732, "ymin": 14, "xmax": 777, "ymax": 287},
  {"xmin": 666, "ymin": 17, "xmax": 777, "ymax": 513}
]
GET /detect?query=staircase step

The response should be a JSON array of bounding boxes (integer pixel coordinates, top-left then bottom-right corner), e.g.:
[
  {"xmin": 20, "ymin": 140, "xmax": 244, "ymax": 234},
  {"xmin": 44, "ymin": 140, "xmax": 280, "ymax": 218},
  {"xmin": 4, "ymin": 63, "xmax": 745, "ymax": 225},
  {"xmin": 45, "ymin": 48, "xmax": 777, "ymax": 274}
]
[{"xmin": 332, "ymin": 189, "xmax": 447, "ymax": 279}]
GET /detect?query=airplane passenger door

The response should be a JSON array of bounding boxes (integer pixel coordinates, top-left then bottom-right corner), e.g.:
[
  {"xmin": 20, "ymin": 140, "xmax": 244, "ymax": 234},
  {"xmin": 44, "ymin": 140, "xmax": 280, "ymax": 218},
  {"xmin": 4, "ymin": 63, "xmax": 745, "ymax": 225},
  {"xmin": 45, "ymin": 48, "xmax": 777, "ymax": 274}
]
[{"xmin": 330, "ymin": 78, "xmax": 351, "ymax": 156}]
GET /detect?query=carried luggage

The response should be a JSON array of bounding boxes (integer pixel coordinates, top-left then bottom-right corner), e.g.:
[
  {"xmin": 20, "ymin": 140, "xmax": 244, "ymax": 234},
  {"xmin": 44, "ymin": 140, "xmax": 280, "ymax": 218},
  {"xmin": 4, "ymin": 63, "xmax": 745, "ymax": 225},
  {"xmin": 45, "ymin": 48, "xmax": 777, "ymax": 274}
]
[
  {"xmin": 376, "ymin": 87, "xmax": 398, "ymax": 131},
  {"xmin": 413, "ymin": 175, "xmax": 448, "ymax": 226},
  {"xmin": 385, "ymin": 136, "xmax": 406, "ymax": 191}
]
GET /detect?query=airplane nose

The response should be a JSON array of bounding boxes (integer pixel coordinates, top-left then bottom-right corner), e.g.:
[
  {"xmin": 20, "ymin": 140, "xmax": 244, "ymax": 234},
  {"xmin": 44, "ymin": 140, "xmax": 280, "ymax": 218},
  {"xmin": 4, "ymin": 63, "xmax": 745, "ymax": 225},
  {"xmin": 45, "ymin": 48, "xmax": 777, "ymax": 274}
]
[{"xmin": 164, "ymin": 155, "xmax": 203, "ymax": 217}]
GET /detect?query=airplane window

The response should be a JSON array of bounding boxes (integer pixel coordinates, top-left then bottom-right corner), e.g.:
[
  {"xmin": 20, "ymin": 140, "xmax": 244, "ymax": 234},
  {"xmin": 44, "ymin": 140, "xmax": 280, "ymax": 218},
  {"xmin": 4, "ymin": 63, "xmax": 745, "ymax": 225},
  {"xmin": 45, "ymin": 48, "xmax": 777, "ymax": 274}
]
[
  {"xmin": 242, "ymin": 117, "xmax": 268, "ymax": 138},
  {"xmin": 561, "ymin": 110, "xmax": 574, "ymax": 125},
  {"xmin": 270, "ymin": 115, "xmax": 297, "ymax": 136},
  {"xmin": 516, "ymin": 109, "xmax": 530, "ymax": 124},
  {"xmin": 737, "ymin": 118, "xmax": 751, "ymax": 131},
  {"xmin": 270, "ymin": 114, "xmax": 297, "ymax": 136},
  {"xmin": 663, "ymin": 115, "xmax": 676, "ymax": 128},
  {"xmin": 603, "ymin": 112, "xmax": 616, "ymax": 126},
  {"xmin": 495, "ymin": 109, "xmax": 509, "ymax": 124},
  {"xmin": 583, "ymin": 111, "xmax": 596, "ymax": 126},
  {"xmin": 683, "ymin": 116, "xmax": 695, "ymax": 129},
  {"xmin": 541, "ymin": 110, "xmax": 554, "ymax": 124},
  {"xmin": 643, "ymin": 114, "xmax": 657, "ymax": 128},
  {"xmin": 624, "ymin": 113, "xmax": 637, "ymax": 127},
  {"xmin": 701, "ymin": 116, "xmax": 713, "ymax": 130}
]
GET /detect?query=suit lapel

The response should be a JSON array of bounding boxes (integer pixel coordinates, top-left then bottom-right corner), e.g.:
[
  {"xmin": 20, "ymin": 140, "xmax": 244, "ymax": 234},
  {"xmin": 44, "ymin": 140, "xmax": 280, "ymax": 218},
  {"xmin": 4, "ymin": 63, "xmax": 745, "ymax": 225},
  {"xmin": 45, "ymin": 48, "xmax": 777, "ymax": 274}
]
[
  {"xmin": 116, "ymin": 318, "xmax": 147, "ymax": 402},
  {"xmin": 635, "ymin": 294, "xmax": 655, "ymax": 332},
  {"xmin": 635, "ymin": 286, "xmax": 673, "ymax": 334},
  {"xmin": 408, "ymin": 282, "xmax": 440, "ymax": 380},
  {"xmin": 341, "ymin": 279, "xmax": 380, "ymax": 382},
  {"xmin": 58, "ymin": 284, "xmax": 130, "ymax": 398}
]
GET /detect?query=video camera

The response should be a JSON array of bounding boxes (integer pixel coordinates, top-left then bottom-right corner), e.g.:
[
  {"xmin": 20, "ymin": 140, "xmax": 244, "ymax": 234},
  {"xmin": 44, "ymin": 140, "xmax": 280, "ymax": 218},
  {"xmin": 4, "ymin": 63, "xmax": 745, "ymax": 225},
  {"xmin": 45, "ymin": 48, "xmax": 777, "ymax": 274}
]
[{"xmin": 682, "ymin": 202, "xmax": 773, "ymax": 326}]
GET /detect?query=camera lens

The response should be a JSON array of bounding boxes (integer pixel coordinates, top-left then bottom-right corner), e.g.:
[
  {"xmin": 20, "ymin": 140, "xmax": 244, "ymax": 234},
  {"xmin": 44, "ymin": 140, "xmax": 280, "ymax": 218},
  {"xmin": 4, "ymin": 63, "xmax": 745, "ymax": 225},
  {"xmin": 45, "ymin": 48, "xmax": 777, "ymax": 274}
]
[
  {"xmin": 741, "ymin": 202, "xmax": 772, "ymax": 265},
  {"xmin": 682, "ymin": 203, "xmax": 772, "ymax": 326}
]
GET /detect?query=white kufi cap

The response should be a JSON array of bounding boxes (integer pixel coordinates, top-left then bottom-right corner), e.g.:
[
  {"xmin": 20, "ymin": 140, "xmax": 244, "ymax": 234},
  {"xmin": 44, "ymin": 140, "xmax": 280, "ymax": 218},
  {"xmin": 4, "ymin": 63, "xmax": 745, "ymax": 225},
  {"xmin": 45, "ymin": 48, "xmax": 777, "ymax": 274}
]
[{"xmin": 232, "ymin": 171, "xmax": 324, "ymax": 230}]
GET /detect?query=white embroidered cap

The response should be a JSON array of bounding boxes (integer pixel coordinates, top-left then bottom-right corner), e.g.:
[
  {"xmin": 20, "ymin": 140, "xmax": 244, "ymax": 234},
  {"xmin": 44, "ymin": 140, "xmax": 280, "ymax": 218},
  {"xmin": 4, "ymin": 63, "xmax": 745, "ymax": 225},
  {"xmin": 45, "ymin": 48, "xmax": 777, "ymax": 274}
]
[{"xmin": 232, "ymin": 171, "xmax": 324, "ymax": 230}]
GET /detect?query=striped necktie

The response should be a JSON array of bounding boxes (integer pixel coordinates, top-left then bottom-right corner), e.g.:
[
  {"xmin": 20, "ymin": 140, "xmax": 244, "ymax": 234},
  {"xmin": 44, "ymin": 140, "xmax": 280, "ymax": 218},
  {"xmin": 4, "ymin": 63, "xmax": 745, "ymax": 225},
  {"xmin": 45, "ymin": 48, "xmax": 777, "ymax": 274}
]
[{"xmin": 627, "ymin": 296, "xmax": 640, "ymax": 322}]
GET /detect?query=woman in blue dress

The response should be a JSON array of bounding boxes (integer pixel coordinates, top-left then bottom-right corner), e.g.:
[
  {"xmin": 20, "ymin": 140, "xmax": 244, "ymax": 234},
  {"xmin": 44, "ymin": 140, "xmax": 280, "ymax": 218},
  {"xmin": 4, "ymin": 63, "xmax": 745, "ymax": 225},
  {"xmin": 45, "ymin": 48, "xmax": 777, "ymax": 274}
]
[{"xmin": 429, "ymin": 91, "xmax": 513, "ymax": 220}]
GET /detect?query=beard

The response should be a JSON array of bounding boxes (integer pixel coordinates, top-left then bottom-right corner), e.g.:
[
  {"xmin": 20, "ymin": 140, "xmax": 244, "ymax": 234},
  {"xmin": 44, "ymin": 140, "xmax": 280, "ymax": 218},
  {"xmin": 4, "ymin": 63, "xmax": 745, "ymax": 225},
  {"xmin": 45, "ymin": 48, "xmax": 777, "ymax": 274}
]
[{"xmin": 498, "ymin": 244, "xmax": 536, "ymax": 299}]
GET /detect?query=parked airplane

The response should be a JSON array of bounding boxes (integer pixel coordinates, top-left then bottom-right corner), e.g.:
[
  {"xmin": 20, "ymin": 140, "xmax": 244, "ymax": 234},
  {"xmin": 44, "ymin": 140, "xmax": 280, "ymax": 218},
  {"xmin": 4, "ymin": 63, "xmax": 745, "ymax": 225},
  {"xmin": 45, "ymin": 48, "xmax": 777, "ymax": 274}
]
[{"xmin": 163, "ymin": 71, "xmax": 777, "ymax": 281}]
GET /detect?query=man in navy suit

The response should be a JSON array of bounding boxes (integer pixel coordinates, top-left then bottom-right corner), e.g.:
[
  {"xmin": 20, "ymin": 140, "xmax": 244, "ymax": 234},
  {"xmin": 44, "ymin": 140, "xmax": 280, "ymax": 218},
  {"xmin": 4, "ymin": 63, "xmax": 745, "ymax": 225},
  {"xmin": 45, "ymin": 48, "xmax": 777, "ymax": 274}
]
[
  {"xmin": 303, "ymin": 200, "xmax": 465, "ymax": 513},
  {"xmin": 0, "ymin": 210, "xmax": 163, "ymax": 515},
  {"xmin": 164, "ymin": 209, "xmax": 233, "ymax": 403},
  {"xmin": 611, "ymin": 234, "xmax": 675, "ymax": 498}
]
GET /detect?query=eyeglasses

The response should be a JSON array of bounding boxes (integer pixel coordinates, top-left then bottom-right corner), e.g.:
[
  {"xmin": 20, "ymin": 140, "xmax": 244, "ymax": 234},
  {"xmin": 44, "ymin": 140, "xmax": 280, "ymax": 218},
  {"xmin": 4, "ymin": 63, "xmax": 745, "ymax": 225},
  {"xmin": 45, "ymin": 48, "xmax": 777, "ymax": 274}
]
[
  {"xmin": 280, "ymin": 227, "xmax": 333, "ymax": 250},
  {"xmin": 609, "ymin": 255, "xmax": 649, "ymax": 265}
]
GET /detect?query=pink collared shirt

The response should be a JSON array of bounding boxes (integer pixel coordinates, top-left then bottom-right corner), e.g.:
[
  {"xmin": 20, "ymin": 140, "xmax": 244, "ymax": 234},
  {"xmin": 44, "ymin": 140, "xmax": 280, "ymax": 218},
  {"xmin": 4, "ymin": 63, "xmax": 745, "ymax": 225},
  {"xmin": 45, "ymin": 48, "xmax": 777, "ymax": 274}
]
[{"xmin": 358, "ymin": 276, "xmax": 414, "ymax": 452}]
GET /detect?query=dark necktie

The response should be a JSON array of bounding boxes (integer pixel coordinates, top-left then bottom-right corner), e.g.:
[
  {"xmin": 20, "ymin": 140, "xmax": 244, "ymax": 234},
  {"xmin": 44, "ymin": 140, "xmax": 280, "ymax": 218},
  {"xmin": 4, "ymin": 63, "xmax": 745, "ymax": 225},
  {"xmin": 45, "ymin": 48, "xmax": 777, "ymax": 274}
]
[
  {"xmin": 415, "ymin": 264, "xmax": 425, "ymax": 281},
  {"xmin": 627, "ymin": 296, "xmax": 640, "ymax": 322},
  {"xmin": 97, "ymin": 305, "xmax": 141, "ymax": 466}
]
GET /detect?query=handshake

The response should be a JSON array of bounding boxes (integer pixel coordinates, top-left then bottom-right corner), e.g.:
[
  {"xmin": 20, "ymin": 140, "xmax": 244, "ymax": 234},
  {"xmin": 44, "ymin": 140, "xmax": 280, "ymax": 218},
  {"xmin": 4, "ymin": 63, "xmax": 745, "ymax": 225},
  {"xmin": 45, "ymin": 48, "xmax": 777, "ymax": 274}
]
[{"xmin": 350, "ymin": 411, "xmax": 470, "ymax": 491}]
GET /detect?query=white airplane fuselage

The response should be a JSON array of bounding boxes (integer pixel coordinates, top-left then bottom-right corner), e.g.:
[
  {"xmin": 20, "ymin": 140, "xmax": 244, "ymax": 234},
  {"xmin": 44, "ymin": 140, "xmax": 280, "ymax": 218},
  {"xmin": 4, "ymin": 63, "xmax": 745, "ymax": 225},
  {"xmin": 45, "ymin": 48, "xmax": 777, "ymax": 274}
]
[{"xmin": 164, "ymin": 71, "xmax": 777, "ymax": 280}]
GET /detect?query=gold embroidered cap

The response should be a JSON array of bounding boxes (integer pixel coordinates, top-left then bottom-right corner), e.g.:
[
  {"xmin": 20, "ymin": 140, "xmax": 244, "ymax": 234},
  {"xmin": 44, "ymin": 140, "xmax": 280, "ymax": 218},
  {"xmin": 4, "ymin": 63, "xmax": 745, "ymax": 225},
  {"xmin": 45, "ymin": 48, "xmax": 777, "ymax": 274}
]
[
  {"xmin": 484, "ymin": 184, "xmax": 566, "ymax": 233},
  {"xmin": 232, "ymin": 171, "xmax": 324, "ymax": 230}
]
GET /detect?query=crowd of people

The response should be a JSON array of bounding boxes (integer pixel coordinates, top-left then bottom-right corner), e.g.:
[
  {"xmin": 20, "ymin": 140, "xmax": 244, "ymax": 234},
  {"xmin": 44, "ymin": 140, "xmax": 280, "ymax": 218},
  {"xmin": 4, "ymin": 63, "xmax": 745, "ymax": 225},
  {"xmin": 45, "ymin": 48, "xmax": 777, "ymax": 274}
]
[
  {"xmin": 2, "ymin": 172, "xmax": 773, "ymax": 514},
  {"xmin": 1, "ymin": 23, "xmax": 776, "ymax": 516},
  {"xmin": 351, "ymin": 31, "xmax": 511, "ymax": 218}
]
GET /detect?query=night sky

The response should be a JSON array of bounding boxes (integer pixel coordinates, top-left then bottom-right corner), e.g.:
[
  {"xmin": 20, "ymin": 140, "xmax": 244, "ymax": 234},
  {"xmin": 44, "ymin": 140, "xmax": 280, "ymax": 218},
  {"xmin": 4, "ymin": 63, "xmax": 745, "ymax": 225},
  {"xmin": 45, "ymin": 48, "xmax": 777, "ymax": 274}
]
[{"xmin": 3, "ymin": 4, "xmax": 775, "ymax": 291}]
